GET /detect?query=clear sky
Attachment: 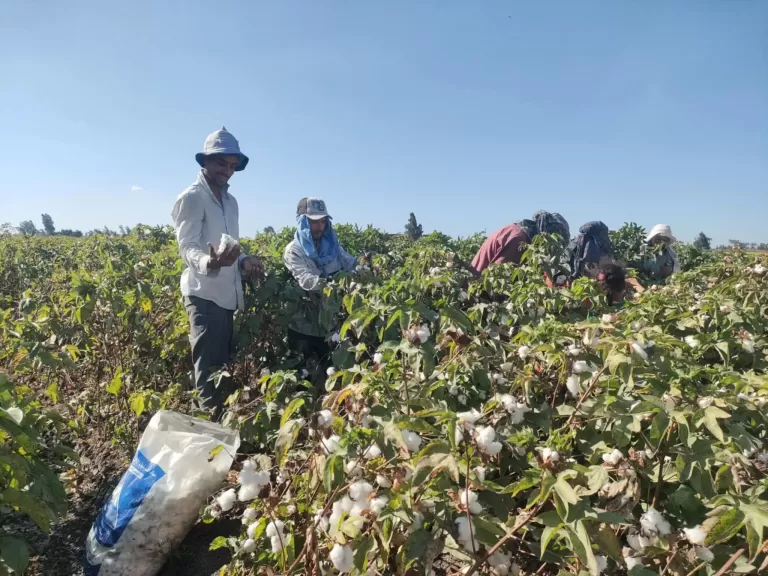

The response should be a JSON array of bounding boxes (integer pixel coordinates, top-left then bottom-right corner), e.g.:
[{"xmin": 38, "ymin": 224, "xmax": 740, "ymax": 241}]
[{"xmin": 2, "ymin": 0, "xmax": 766, "ymax": 246}]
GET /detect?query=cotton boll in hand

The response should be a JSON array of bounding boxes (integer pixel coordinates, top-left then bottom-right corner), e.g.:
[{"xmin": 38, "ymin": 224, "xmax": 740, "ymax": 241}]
[{"xmin": 218, "ymin": 233, "xmax": 239, "ymax": 254}]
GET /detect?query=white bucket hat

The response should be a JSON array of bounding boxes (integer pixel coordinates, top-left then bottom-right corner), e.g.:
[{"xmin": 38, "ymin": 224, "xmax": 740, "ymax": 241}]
[
  {"xmin": 195, "ymin": 127, "xmax": 249, "ymax": 171},
  {"xmin": 646, "ymin": 224, "xmax": 676, "ymax": 243}
]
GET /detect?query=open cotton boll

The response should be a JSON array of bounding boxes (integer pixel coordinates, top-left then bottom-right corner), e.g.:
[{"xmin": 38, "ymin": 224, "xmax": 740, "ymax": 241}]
[
  {"xmin": 238, "ymin": 483, "xmax": 263, "ymax": 502},
  {"xmin": 349, "ymin": 480, "xmax": 374, "ymax": 502},
  {"xmin": 488, "ymin": 551, "xmax": 511, "ymax": 570},
  {"xmin": 246, "ymin": 521, "xmax": 259, "ymax": 539},
  {"xmin": 640, "ymin": 508, "xmax": 672, "ymax": 536},
  {"xmin": 500, "ymin": 362, "xmax": 514, "ymax": 371},
  {"xmin": 457, "ymin": 409, "xmax": 481, "ymax": 430},
  {"xmin": 345, "ymin": 460, "xmax": 363, "ymax": 478},
  {"xmin": 401, "ymin": 429, "xmax": 423, "ymax": 453},
  {"xmin": 583, "ymin": 332, "xmax": 600, "ymax": 348},
  {"xmin": 753, "ymin": 263, "xmax": 767, "ymax": 275},
  {"xmin": 459, "ymin": 489, "xmax": 484, "ymax": 514},
  {"xmin": 595, "ymin": 556, "xmax": 608, "ymax": 574},
  {"xmin": 572, "ymin": 360, "xmax": 592, "ymax": 374},
  {"xmin": 242, "ymin": 507, "xmax": 258, "ymax": 521},
  {"xmin": 330, "ymin": 332, "xmax": 341, "ymax": 344},
  {"xmin": 696, "ymin": 547, "xmax": 715, "ymax": 563},
  {"xmin": 697, "ymin": 397, "xmax": 714, "ymax": 409},
  {"xmin": 376, "ymin": 474, "xmax": 392, "ymax": 488},
  {"xmin": 321, "ymin": 434, "xmax": 341, "ymax": 453},
  {"xmin": 218, "ymin": 233, "xmax": 239, "ymax": 253},
  {"xmin": 492, "ymin": 372, "xmax": 507, "ymax": 384},
  {"xmin": 455, "ymin": 516, "xmax": 476, "ymax": 551},
  {"xmin": 266, "ymin": 519, "xmax": 285, "ymax": 538},
  {"xmin": 270, "ymin": 535, "xmax": 286, "ymax": 554},
  {"xmin": 242, "ymin": 538, "xmax": 257, "ymax": 553},
  {"xmin": 326, "ymin": 367, "xmax": 336, "ymax": 377},
  {"xmin": 314, "ymin": 512, "xmax": 330, "ymax": 532},
  {"xmin": 370, "ymin": 495, "xmax": 388, "ymax": 515},
  {"xmin": 317, "ymin": 409, "xmax": 334, "ymax": 427},
  {"xmin": 474, "ymin": 466, "xmax": 486, "ymax": 482},
  {"xmin": 601, "ymin": 314, "xmax": 614, "ymax": 323},
  {"xmin": 627, "ymin": 533, "xmax": 653, "ymax": 553},
  {"xmin": 363, "ymin": 443, "xmax": 382, "ymax": 459},
  {"xmin": 742, "ymin": 339, "xmax": 756, "ymax": 354},
  {"xmin": 602, "ymin": 449, "xmax": 624, "ymax": 466},
  {"xmin": 684, "ymin": 335, "xmax": 700, "ymax": 348},
  {"xmin": 566, "ymin": 374, "xmax": 581, "ymax": 398},
  {"xmin": 631, "ymin": 341, "xmax": 649, "ymax": 361},
  {"xmin": 475, "ymin": 425, "xmax": 503, "ymax": 455},
  {"xmin": 517, "ymin": 345, "xmax": 531, "ymax": 360},
  {"xmin": 217, "ymin": 488, "xmax": 237, "ymax": 512},
  {"xmin": 373, "ymin": 352, "xmax": 383, "ymax": 364},
  {"xmin": 683, "ymin": 525, "xmax": 707, "ymax": 546},
  {"xmin": 330, "ymin": 543, "xmax": 354, "ymax": 573},
  {"xmin": 540, "ymin": 447, "xmax": 560, "ymax": 464},
  {"xmin": 567, "ymin": 344, "xmax": 581, "ymax": 357},
  {"xmin": 416, "ymin": 325, "xmax": 431, "ymax": 342}
]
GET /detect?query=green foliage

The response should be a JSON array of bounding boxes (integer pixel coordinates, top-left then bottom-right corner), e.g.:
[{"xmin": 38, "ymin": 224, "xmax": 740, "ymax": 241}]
[{"xmin": 1, "ymin": 223, "xmax": 767, "ymax": 575}]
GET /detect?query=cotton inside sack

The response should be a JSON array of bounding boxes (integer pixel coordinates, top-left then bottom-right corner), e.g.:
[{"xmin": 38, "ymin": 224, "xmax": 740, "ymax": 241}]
[{"xmin": 84, "ymin": 410, "xmax": 239, "ymax": 576}]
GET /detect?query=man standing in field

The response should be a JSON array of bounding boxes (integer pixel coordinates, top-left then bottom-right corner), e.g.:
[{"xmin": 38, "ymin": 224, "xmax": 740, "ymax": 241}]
[
  {"xmin": 283, "ymin": 198, "xmax": 358, "ymax": 371},
  {"xmin": 171, "ymin": 127, "xmax": 262, "ymax": 417}
]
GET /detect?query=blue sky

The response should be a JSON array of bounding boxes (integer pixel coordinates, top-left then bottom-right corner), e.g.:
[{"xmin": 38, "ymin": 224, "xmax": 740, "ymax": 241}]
[{"xmin": 1, "ymin": 0, "xmax": 766, "ymax": 246}]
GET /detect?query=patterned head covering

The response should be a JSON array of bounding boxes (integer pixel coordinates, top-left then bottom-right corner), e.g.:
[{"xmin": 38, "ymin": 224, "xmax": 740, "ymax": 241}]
[
  {"xmin": 517, "ymin": 211, "xmax": 571, "ymax": 243},
  {"xmin": 570, "ymin": 221, "xmax": 614, "ymax": 279}
]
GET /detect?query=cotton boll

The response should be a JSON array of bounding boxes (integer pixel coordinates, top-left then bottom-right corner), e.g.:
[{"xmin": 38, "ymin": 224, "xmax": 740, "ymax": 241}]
[
  {"xmin": 683, "ymin": 525, "xmax": 707, "ymax": 546},
  {"xmin": 602, "ymin": 314, "xmax": 614, "ymax": 324},
  {"xmin": 572, "ymin": 360, "xmax": 591, "ymax": 374},
  {"xmin": 217, "ymin": 488, "xmax": 237, "ymax": 512},
  {"xmin": 631, "ymin": 341, "xmax": 649, "ymax": 362},
  {"xmin": 330, "ymin": 543, "xmax": 354, "ymax": 573},
  {"xmin": 583, "ymin": 332, "xmax": 600, "ymax": 348},
  {"xmin": 246, "ymin": 521, "xmax": 259, "ymax": 539},
  {"xmin": 595, "ymin": 555, "xmax": 608, "ymax": 574},
  {"xmin": 376, "ymin": 474, "xmax": 392, "ymax": 488},
  {"xmin": 242, "ymin": 507, "xmax": 258, "ymax": 521},
  {"xmin": 322, "ymin": 435, "xmax": 341, "ymax": 453},
  {"xmin": 753, "ymin": 264, "xmax": 766, "ymax": 275},
  {"xmin": 314, "ymin": 512, "xmax": 330, "ymax": 532},
  {"xmin": 455, "ymin": 516, "xmax": 476, "ymax": 551},
  {"xmin": 684, "ymin": 335, "xmax": 700, "ymax": 348},
  {"xmin": 317, "ymin": 409, "xmax": 334, "ymax": 428},
  {"xmin": 540, "ymin": 447, "xmax": 560, "ymax": 464},
  {"xmin": 457, "ymin": 409, "xmax": 481, "ymax": 429},
  {"xmin": 363, "ymin": 443, "xmax": 382, "ymax": 459},
  {"xmin": 695, "ymin": 547, "xmax": 715, "ymax": 563},
  {"xmin": 370, "ymin": 496, "xmax": 388, "ymax": 515},
  {"xmin": 602, "ymin": 449, "xmax": 624, "ymax": 466},
  {"xmin": 349, "ymin": 480, "xmax": 374, "ymax": 502},
  {"xmin": 507, "ymin": 402, "xmax": 530, "ymax": 425},
  {"xmin": 517, "ymin": 345, "xmax": 531, "ymax": 360},
  {"xmin": 640, "ymin": 508, "xmax": 672, "ymax": 536},
  {"xmin": 402, "ymin": 429, "xmax": 423, "ymax": 453},
  {"xmin": 457, "ymin": 394, "xmax": 467, "ymax": 404},
  {"xmin": 567, "ymin": 344, "xmax": 581, "ymax": 356},
  {"xmin": 474, "ymin": 466, "xmax": 486, "ymax": 482},
  {"xmin": 270, "ymin": 535, "xmax": 286, "ymax": 554},
  {"xmin": 416, "ymin": 325, "xmax": 431, "ymax": 342},
  {"xmin": 459, "ymin": 489, "xmax": 484, "ymax": 514},
  {"xmin": 526, "ymin": 298, "xmax": 536, "ymax": 309},
  {"xmin": 627, "ymin": 533, "xmax": 653, "ymax": 553},
  {"xmin": 455, "ymin": 426, "xmax": 465, "ymax": 445},
  {"xmin": 242, "ymin": 538, "xmax": 257, "ymax": 553},
  {"xmin": 218, "ymin": 233, "xmax": 239, "ymax": 253},
  {"xmin": 266, "ymin": 519, "xmax": 285, "ymax": 538},
  {"xmin": 238, "ymin": 483, "xmax": 261, "ymax": 502},
  {"xmin": 720, "ymin": 305, "xmax": 731, "ymax": 313},
  {"xmin": 326, "ymin": 367, "xmax": 336, "ymax": 376},
  {"xmin": 331, "ymin": 332, "xmax": 341, "ymax": 344},
  {"xmin": 345, "ymin": 460, "xmax": 363, "ymax": 478},
  {"xmin": 373, "ymin": 352, "xmax": 383, "ymax": 364},
  {"xmin": 566, "ymin": 374, "xmax": 581, "ymax": 398},
  {"xmin": 697, "ymin": 397, "xmax": 714, "ymax": 409},
  {"xmin": 742, "ymin": 339, "xmax": 756, "ymax": 354},
  {"xmin": 492, "ymin": 373, "xmax": 507, "ymax": 384},
  {"xmin": 500, "ymin": 362, "xmax": 514, "ymax": 371}
]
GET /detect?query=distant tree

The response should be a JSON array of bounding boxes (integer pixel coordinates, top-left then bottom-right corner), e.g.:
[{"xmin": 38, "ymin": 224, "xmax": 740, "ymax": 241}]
[
  {"xmin": 404, "ymin": 213, "xmax": 423, "ymax": 241},
  {"xmin": 0, "ymin": 222, "xmax": 16, "ymax": 236},
  {"xmin": 728, "ymin": 239, "xmax": 744, "ymax": 249},
  {"xmin": 41, "ymin": 213, "xmax": 56, "ymax": 236},
  {"xmin": 18, "ymin": 220, "xmax": 38, "ymax": 236},
  {"xmin": 59, "ymin": 229, "xmax": 83, "ymax": 237},
  {"xmin": 118, "ymin": 225, "xmax": 132, "ymax": 236},
  {"xmin": 263, "ymin": 226, "xmax": 275, "ymax": 234},
  {"xmin": 692, "ymin": 232, "xmax": 711, "ymax": 250},
  {"xmin": 758, "ymin": 243, "xmax": 768, "ymax": 251}
]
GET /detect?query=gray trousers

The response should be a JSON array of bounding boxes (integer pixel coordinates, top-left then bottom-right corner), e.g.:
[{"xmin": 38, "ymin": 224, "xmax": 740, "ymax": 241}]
[{"xmin": 184, "ymin": 296, "xmax": 234, "ymax": 411}]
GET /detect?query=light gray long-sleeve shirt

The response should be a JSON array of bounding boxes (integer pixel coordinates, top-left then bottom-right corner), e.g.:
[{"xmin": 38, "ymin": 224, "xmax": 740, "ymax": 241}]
[{"xmin": 171, "ymin": 171, "xmax": 246, "ymax": 311}]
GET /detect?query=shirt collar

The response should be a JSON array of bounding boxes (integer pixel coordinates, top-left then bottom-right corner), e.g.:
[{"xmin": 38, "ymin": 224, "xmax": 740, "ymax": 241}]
[{"xmin": 197, "ymin": 170, "xmax": 230, "ymax": 200}]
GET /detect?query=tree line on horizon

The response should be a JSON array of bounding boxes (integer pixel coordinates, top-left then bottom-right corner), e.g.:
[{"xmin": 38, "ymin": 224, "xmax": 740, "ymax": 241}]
[{"xmin": 3, "ymin": 213, "xmax": 767, "ymax": 251}]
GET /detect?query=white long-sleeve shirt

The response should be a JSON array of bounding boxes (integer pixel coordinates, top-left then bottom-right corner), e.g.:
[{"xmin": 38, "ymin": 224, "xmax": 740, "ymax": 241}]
[{"xmin": 171, "ymin": 171, "xmax": 246, "ymax": 311}]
